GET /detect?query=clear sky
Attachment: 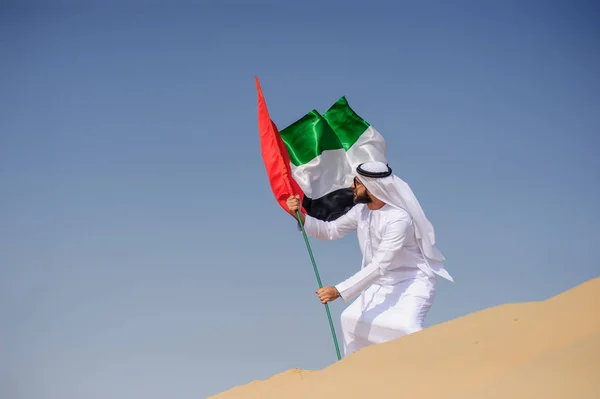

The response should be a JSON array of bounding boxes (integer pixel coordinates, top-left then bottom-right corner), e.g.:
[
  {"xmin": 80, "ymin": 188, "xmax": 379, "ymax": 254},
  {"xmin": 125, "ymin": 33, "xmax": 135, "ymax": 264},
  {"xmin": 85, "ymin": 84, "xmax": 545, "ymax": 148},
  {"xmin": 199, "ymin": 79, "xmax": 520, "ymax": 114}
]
[{"xmin": 1, "ymin": 1, "xmax": 599, "ymax": 398}]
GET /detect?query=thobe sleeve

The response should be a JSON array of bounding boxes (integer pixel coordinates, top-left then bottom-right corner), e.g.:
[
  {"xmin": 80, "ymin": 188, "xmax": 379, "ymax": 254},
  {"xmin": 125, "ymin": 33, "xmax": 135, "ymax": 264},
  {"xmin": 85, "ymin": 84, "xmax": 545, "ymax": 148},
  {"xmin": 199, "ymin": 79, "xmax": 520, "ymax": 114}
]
[
  {"xmin": 335, "ymin": 214, "xmax": 412, "ymax": 302},
  {"xmin": 301, "ymin": 205, "xmax": 360, "ymax": 241}
]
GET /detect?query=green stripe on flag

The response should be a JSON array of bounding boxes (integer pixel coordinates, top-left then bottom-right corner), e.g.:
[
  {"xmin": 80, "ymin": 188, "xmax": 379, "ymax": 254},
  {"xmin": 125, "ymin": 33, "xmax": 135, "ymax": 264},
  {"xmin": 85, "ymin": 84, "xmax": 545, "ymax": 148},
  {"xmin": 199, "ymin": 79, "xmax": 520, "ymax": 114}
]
[
  {"xmin": 280, "ymin": 110, "xmax": 343, "ymax": 167},
  {"xmin": 323, "ymin": 96, "xmax": 370, "ymax": 151},
  {"xmin": 280, "ymin": 97, "xmax": 371, "ymax": 166}
]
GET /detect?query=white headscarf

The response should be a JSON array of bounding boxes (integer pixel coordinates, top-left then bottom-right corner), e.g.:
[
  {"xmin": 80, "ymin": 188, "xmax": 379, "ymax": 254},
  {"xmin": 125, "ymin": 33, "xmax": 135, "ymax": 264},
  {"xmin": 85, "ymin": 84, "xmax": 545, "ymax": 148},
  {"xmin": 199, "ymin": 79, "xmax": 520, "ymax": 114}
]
[{"xmin": 357, "ymin": 161, "xmax": 453, "ymax": 281}]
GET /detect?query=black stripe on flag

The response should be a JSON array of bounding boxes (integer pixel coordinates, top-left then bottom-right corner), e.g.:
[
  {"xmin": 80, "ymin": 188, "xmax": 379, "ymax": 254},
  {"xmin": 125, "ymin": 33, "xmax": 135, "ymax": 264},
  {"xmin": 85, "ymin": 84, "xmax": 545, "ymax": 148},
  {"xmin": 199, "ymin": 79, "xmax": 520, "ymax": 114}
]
[{"xmin": 302, "ymin": 188, "xmax": 356, "ymax": 222}]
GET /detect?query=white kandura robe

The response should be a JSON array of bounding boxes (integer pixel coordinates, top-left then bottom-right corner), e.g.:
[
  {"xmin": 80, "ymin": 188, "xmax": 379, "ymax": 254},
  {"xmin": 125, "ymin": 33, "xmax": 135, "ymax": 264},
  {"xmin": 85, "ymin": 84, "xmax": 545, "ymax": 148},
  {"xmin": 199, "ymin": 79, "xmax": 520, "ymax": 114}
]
[{"xmin": 303, "ymin": 203, "xmax": 450, "ymax": 357}]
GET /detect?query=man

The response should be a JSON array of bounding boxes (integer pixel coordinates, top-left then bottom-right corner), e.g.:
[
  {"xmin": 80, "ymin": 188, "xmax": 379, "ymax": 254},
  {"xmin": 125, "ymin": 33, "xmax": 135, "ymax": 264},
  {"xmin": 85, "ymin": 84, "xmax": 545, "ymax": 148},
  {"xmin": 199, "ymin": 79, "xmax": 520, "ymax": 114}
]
[{"xmin": 286, "ymin": 161, "xmax": 453, "ymax": 357}]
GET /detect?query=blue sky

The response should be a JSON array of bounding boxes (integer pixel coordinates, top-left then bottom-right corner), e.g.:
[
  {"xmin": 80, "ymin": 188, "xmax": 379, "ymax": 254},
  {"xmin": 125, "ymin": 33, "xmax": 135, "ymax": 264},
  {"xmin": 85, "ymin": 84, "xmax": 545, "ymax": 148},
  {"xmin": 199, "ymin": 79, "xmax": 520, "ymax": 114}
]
[{"xmin": 1, "ymin": 1, "xmax": 599, "ymax": 398}]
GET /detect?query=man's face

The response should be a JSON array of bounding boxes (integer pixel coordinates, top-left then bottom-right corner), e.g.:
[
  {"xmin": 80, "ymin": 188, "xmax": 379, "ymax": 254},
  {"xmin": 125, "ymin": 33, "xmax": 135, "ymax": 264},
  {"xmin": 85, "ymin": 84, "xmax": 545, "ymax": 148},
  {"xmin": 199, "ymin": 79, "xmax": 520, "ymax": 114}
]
[{"xmin": 352, "ymin": 176, "xmax": 372, "ymax": 203}]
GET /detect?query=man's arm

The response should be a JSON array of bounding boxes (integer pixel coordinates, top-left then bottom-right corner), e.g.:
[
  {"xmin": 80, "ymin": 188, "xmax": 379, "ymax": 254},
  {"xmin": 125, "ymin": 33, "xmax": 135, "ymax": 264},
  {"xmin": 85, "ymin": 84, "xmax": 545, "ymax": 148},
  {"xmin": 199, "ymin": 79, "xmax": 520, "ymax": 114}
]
[
  {"xmin": 335, "ymin": 214, "xmax": 411, "ymax": 302},
  {"xmin": 286, "ymin": 195, "xmax": 358, "ymax": 241}
]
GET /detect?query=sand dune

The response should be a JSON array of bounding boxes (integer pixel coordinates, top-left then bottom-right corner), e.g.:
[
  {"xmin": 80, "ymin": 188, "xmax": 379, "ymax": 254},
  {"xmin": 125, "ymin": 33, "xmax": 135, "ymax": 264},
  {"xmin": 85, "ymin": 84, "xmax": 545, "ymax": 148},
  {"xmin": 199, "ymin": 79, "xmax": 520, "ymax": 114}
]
[{"xmin": 210, "ymin": 277, "xmax": 600, "ymax": 398}]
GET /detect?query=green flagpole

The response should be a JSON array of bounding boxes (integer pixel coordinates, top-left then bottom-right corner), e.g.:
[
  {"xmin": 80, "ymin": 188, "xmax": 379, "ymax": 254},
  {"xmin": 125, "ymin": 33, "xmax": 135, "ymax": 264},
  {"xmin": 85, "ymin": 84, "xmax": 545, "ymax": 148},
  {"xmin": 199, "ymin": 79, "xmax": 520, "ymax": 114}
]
[{"xmin": 295, "ymin": 210, "xmax": 342, "ymax": 361}]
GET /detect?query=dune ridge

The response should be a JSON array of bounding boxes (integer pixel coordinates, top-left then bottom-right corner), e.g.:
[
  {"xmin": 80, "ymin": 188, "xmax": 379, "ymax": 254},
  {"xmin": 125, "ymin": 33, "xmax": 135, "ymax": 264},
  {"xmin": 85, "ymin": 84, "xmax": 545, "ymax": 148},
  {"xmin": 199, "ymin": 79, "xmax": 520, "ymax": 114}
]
[{"xmin": 210, "ymin": 277, "xmax": 600, "ymax": 398}]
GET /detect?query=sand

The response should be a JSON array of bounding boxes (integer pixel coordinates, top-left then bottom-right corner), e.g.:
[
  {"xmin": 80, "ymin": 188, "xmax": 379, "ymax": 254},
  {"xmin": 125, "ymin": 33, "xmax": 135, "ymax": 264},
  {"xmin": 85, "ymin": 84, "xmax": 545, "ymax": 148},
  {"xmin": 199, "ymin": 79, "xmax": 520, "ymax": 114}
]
[{"xmin": 209, "ymin": 277, "xmax": 600, "ymax": 398}]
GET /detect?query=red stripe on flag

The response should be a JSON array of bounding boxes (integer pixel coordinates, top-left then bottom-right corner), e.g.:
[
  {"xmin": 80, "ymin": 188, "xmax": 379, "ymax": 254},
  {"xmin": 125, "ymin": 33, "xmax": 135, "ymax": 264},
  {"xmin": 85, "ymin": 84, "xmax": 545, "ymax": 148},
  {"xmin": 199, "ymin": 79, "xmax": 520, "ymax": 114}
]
[{"xmin": 255, "ymin": 77, "xmax": 305, "ymax": 214}]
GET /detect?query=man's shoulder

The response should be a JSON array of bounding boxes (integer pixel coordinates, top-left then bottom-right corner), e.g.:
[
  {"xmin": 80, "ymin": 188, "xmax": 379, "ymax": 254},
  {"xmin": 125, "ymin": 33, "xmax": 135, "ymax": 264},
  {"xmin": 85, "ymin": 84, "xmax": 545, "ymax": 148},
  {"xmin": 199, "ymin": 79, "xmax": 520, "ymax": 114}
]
[{"xmin": 382, "ymin": 205, "xmax": 412, "ymax": 223}]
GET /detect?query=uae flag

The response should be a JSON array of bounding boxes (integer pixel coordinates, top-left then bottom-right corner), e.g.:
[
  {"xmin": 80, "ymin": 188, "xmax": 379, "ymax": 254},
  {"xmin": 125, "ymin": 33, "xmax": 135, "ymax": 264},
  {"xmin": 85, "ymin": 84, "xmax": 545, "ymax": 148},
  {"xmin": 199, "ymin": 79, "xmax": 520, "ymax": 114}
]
[{"xmin": 256, "ymin": 77, "xmax": 387, "ymax": 222}]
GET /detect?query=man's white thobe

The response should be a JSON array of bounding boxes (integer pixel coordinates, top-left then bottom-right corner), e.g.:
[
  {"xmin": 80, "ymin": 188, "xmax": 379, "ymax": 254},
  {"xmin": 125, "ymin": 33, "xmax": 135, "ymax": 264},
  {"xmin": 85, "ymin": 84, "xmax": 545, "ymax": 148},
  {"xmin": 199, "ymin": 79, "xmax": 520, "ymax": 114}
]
[{"xmin": 304, "ymin": 203, "xmax": 447, "ymax": 356}]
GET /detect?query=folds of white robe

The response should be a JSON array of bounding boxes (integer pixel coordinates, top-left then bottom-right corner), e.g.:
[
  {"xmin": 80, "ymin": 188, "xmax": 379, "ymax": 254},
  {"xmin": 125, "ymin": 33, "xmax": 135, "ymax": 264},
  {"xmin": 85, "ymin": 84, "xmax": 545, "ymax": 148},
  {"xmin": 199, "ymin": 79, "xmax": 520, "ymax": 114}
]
[{"xmin": 340, "ymin": 270, "xmax": 436, "ymax": 356}]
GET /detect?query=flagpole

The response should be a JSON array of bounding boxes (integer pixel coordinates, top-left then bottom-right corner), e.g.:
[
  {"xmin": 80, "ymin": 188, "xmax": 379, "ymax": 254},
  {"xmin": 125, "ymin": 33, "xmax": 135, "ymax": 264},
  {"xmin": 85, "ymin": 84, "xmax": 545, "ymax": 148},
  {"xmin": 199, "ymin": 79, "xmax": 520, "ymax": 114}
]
[{"xmin": 295, "ymin": 210, "xmax": 342, "ymax": 361}]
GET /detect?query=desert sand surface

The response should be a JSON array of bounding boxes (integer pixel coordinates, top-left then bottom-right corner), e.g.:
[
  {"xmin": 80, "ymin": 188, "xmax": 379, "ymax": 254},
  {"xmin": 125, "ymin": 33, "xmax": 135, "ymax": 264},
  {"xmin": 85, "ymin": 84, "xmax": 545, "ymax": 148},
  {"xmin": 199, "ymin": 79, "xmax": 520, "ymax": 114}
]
[{"xmin": 209, "ymin": 277, "xmax": 600, "ymax": 399}]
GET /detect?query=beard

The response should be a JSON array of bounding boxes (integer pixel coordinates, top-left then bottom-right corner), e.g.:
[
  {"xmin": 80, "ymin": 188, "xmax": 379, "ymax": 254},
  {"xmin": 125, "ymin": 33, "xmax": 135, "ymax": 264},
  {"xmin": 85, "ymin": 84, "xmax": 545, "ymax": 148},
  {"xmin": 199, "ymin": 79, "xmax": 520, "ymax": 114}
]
[{"xmin": 353, "ymin": 192, "xmax": 372, "ymax": 203}]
